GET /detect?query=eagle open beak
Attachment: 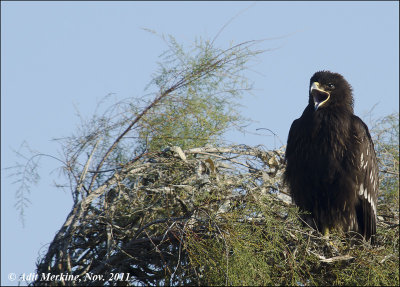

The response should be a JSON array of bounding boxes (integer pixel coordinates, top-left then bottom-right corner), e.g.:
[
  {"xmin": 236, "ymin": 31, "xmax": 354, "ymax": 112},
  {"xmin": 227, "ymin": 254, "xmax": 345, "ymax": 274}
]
[{"xmin": 310, "ymin": 82, "xmax": 330, "ymax": 111}]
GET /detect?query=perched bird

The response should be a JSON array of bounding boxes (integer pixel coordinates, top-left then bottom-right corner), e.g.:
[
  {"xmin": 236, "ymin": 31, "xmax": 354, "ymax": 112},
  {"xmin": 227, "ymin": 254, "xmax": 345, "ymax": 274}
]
[{"xmin": 284, "ymin": 71, "xmax": 378, "ymax": 243}]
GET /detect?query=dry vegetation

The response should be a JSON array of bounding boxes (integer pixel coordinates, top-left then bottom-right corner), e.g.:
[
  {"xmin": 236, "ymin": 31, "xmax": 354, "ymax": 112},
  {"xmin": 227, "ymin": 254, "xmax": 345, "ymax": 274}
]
[{"xmin": 31, "ymin": 142, "xmax": 399, "ymax": 286}]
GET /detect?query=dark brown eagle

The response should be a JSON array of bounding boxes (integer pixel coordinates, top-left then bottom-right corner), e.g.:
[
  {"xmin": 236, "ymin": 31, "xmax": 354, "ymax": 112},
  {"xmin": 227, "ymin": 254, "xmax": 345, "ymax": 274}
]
[{"xmin": 284, "ymin": 71, "xmax": 378, "ymax": 243}]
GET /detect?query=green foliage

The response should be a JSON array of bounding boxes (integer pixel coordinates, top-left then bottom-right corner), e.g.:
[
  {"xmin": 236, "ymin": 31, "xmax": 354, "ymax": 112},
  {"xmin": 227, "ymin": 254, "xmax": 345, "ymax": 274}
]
[
  {"xmin": 137, "ymin": 35, "xmax": 255, "ymax": 152},
  {"xmin": 185, "ymin": 201, "xmax": 312, "ymax": 286},
  {"xmin": 371, "ymin": 112, "xmax": 399, "ymax": 214},
  {"xmin": 186, "ymin": 198, "xmax": 399, "ymax": 286},
  {"xmin": 138, "ymin": 36, "xmax": 257, "ymax": 151}
]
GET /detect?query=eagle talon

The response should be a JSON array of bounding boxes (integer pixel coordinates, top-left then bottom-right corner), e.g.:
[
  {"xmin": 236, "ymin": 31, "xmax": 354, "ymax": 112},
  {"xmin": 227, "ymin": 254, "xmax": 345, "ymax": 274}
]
[{"xmin": 322, "ymin": 227, "xmax": 330, "ymax": 237}]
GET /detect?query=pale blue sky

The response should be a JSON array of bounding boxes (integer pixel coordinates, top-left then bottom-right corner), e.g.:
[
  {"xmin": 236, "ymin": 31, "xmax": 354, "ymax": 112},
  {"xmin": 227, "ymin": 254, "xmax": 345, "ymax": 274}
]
[{"xmin": 1, "ymin": 2, "xmax": 398, "ymax": 286}]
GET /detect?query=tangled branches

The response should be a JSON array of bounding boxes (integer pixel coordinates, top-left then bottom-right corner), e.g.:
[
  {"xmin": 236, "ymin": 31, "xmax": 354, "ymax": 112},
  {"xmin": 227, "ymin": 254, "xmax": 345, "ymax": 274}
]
[
  {"xmin": 32, "ymin": 145, "xmax": 287, "ymax": 286},
  {"xmin": 32, "ymin": 144, "xmax": 398, "ymax": 286}
]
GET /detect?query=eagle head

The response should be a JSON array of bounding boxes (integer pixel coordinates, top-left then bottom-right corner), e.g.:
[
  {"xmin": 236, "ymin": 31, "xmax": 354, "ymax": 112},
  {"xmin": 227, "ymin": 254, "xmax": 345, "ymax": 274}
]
[{"xmin": 309, "ymin": 71, "xmax": 354, "ymax": 112}]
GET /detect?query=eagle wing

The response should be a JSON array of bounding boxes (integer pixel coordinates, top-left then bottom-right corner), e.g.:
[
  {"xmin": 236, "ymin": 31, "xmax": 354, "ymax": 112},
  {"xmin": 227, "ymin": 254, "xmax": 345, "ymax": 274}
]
[{"xmin": 353, "ymin": 115, "xmax": 378, "ymax": 242}]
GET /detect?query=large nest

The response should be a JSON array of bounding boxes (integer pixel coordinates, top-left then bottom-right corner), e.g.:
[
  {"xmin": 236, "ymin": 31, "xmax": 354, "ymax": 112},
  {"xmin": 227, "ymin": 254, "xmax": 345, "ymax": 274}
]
[{"xmin": 32, "ymin": 145, "xmax": 398, "ymax": 286}]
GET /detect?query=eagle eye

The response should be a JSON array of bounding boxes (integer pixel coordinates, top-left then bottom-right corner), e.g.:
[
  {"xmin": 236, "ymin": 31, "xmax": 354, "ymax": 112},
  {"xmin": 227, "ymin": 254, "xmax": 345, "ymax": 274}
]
[{"xmin": 327, "ymin": 83, "xmax": 335, "ymax": 90}]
